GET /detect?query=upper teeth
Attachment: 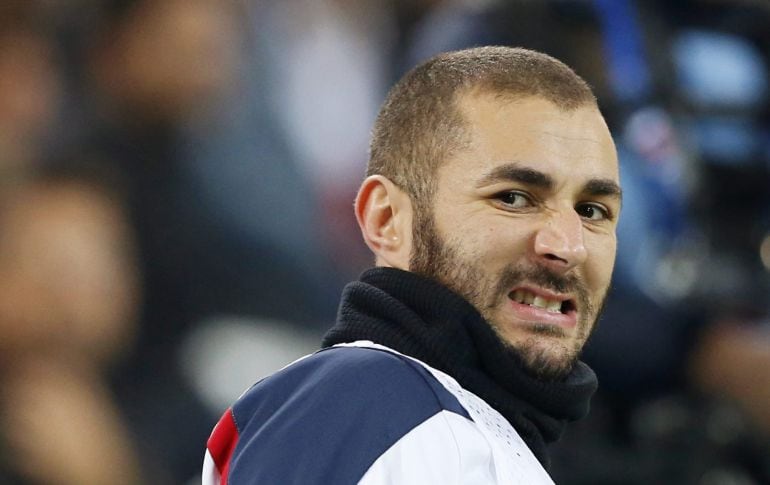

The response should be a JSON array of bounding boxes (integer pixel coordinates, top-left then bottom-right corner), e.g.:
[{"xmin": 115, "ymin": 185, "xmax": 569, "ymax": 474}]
[{"xmin": 511, "ymin": 290, "xmax": 563, "ymax": 313}]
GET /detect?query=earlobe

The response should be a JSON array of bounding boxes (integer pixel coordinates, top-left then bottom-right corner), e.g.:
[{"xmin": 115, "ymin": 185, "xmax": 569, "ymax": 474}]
[{"xmin": 355, "ymin": 176, "xmax": 412, "ymax": 269}]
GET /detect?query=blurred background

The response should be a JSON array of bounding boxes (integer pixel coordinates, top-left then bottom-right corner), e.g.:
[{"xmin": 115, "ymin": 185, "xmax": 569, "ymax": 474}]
[{"xmin": 0, "ymin": 0, "xmax": 769, "ymax": 483}]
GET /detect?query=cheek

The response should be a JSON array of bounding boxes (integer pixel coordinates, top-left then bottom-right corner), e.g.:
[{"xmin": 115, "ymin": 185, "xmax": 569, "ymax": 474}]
[
  {"xmin": 456, "ymin": 220, "xmax": 533, "ymax": 265},
  {"xmin": 585, "ymin": 234, "xmax": 617, "ymax": 289}
]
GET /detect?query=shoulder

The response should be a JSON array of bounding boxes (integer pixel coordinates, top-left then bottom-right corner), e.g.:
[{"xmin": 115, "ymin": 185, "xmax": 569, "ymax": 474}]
[
  {"xmin": 227, "ymin": 346, "xmax": 470, "ymax": 484},
  {"xmin": 235, "ymin": 345, "xmax": 468, "ymax": 421}
]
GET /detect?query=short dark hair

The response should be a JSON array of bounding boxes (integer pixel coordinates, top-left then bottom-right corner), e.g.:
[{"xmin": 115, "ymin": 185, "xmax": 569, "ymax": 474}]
[{"xmin": 367, "ymin": 46, "xmax": 597, "ymax": 209}]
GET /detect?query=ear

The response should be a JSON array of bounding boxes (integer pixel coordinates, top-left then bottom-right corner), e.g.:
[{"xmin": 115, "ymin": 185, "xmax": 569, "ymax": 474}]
[{"xmin": 355, "ymin": 175, "xmax": 413, "ymax": 269}]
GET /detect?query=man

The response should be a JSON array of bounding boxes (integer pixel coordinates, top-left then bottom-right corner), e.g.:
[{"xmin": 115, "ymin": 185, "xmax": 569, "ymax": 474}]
[{"xmin": 203, "ymin": 46, "xmax": 621, "ymax": 484}]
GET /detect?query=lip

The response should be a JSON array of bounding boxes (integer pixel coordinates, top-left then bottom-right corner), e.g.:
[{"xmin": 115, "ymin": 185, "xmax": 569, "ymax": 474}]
[{"xmin": 506, "ymin": 285, "xmax": 578, "ymax": 329}]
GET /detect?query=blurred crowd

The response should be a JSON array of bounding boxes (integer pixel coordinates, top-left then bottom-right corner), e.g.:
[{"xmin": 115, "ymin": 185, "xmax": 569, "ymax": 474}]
[{"xmin": 0, "ymin": 0, "xmax": 769, "ymax": 483}]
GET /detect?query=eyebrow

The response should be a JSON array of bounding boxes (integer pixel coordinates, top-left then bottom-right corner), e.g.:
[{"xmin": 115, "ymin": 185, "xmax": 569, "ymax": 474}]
[
  {"xmin": 475, "ymin": 164, "xmax": 554, "ymax": 190},
  {"xmin": 583, "ymin": 178, "xmax": 623, "ymax": 200},
  {"xmin": 475, "ymin": 162, "xmax": 623, "ymax": 201}
]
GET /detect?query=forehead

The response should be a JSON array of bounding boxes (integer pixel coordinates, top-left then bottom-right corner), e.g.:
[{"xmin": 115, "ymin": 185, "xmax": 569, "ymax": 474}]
[{"xmin": 444, "ymin": 92, "xmax": 618, "ymax": 185}]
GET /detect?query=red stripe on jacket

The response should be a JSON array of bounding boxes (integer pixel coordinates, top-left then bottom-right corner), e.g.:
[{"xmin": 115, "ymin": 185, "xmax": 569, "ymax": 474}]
[{"xmin": 207, "ymin": 408, "xmax": 240, "ymax": 484}]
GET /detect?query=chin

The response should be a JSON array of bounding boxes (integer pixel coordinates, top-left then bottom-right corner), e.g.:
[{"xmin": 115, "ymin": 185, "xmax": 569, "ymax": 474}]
[{"xmin": 504, "ymin": 332, "xmax": 580, "ymax": 381}]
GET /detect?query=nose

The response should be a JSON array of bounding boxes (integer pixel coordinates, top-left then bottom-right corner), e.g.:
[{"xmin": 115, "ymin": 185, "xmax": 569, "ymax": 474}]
[{"xmin": 533, "ymin": 209, "xmax": 587, "ymax": 271}]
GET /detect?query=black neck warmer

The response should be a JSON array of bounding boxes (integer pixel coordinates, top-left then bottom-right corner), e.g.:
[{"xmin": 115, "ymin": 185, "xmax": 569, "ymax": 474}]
[{"xmin": 322, "ymin": 267, "xmax": 598, "ymax": 468}]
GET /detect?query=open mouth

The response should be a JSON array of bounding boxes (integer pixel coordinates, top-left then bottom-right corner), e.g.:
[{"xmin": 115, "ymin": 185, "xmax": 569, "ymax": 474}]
[{"xmin": 508, "ymin": 289, "xmax": 576, "ymax": 315}]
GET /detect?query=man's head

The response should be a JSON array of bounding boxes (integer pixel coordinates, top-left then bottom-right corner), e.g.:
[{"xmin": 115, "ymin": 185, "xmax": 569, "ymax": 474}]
[{"xmin": 356, "ymin": 47, "xmax": 620, "ymax": 380}]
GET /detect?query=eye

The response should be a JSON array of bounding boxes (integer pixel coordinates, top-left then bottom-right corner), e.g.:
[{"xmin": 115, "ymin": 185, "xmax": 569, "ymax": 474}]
[
  {"xmin": 576, "ymin": 203, "xmax": 610, "ymax": 221},
  {"xmin": 496, "ymin": 191, "xmax": 533, "ymax": 209}
]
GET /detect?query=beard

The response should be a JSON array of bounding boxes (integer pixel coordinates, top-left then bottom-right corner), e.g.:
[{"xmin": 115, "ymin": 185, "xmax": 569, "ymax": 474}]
[{"xmin": 409, "ymin": 207, "xmax": 608, "ymax": 381}]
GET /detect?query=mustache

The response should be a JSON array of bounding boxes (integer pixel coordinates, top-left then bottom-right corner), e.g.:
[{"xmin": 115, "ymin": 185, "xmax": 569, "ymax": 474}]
[{"xmin": 490, "ymin": 264, "xmax": 593, "ymax": 314}]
